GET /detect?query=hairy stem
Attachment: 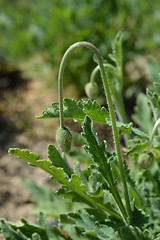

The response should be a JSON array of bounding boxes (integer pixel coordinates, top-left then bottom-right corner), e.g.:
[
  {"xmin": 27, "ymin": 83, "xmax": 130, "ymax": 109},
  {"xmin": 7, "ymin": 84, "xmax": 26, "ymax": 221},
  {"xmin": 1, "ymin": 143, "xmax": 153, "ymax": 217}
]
[
  {"xmin": 90, "ymin": 64, "xmax": 129, "ymax": 147},
  {"xmin": 58, "ymin": 41, "xmax": 132, "ymax": 223}
]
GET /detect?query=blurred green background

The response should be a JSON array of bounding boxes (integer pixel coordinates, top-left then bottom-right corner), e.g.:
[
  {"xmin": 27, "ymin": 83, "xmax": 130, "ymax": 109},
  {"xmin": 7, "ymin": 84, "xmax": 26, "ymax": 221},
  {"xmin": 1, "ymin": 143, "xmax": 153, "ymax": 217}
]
[
  {"xmin": 1, "ymin": 0, "xmax": 160, "ymax": 90},
  {"xmin": 0, "ymin": 0, "xmax": 160, "ymax": 140}
]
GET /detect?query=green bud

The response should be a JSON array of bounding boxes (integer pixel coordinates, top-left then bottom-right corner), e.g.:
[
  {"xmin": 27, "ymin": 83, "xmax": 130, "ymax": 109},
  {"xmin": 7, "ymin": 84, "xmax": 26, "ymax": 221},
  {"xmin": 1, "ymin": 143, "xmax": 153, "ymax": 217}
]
[
  {"xmin": 85, "ymin": 82, "xmax": 99, "ymax": 99},
  {"xmin": 138, "ymin": 151, "xmax": 154, "ymax": 169},
  {"xmin": 56, "ymin": 127, "xmax": 72, "ymax": 153}
]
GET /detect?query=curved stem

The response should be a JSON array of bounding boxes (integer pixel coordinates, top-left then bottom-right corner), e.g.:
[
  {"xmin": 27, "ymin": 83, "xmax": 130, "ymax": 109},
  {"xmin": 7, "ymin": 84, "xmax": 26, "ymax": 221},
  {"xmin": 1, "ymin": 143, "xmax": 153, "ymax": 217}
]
[
  {"xmin": 147, "ymin": 118, "xmax": 160, "ymax": 153},
  {"xmin": 90, "ymin": 65, "xmax": 100, "ymax": 83},
  {"xmin": 58, "ymin": 41, "xmax": 132, "ymax": 222}
]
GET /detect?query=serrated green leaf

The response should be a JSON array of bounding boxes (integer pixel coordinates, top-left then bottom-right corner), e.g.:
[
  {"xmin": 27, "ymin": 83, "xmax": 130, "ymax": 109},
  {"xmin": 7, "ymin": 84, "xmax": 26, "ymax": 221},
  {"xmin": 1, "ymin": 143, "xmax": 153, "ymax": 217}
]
[
  {"xmin": 16, "ymin": 218, "xmax": 47, "ymax": 239},
  {"xmin": 0, "ymin": 218, "xmax": 45, "ymax": 240},
  {"xmin": 36, "ymin": 97, "xmax": 147, "ymax": 139},
  {"xmin": 60, "ymin": 224, "xmax": 89, "ymax": 240},
  {"xmin": 38, "ymin": 212, "xmax": 58, "ymax": 239},
  {"xmin": 131, "ymin": 128, "xmax": 149, "ymax": 139},
  {"xmin": 37, "ymin": 98, "xmax": 85, "ymax": 120},
  {"xmin": 81, "ymin": 116, "xmax": 128, "ymax": 223},
  {"xmin": 126, "ymin": 141, "xmax": 149, "ymax": 156},
  {"xmin": 0, "ymin": 219, "xmax": 28, "ymax": 240},
  {"xmin": 82, "ymin": 116, "xmax": 108, "ymax": 168},
  {"xmin": 131, "ymin": 205, "xmax": 149, "ymax": 228},
  {"xmin": 119, "ymin": 226, "xmax": 150, "ymax": 240},
  {"xmin": 0, "ymin": 214, "xmax": 89, "ymax": 240},
  {"xmin": 82, "ymin": 99, "xmax": 109, "ymax": 123},
  {"xmin": 36, "ymin": 98, "xmax": 109, "ymax": 124},
  {"xmin": 106, "ymin": 118, "xmax": 149, "ymax": 139},
  {"xmin": 49, "ymin": 167, "xmax": 121, "ymax": 220},
  {"xmin": 81, "ymin": 116, "xmax": 116, "ymax": 193},
  {"xmin": 87, "ymin": 167, "xmax": 105, "ymax": 195},
  {"xmin": 106, "ymin": 118, "xmax": 132, "ymax": 133},
  {"xmin": 8, "ymin": 148, "xmax": 54, "ymax": 175},
  {"xmin": 81, "ymin": 116, "xmax": 120, "ymax": 191},
  {"xmin": 8, "ymin": 148, "xmax": 40, "ymax": 162},
  {"xmin": 0, "ymin": 213, "xmax": 71, "ymax": 240},
  {"xmin": 36, "ymin": 98, "xmax": 85, "ymax": 121},
  {"xmin": 84, "ymin": 208, "xmax": 108, "ymax": 222},
  {"xmin": 48, "ymin": 144, "xmax": 73, "ymax": 177},
  {"xmin": 8, "ymin": 148, "xmax": 73, "ymax": 181},
  {"xmin": 60, "ymin": 209, "xmax": 119, "ymax": 240}
]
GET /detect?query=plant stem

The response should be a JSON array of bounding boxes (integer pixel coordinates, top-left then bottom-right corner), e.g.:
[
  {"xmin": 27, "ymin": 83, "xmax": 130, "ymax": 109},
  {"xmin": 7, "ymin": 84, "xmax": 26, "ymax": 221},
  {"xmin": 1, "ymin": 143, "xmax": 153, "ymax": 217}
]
[
  {"xmin": 90, "ymin": 65, "xmax": 100, "ymax": 83},
  {"xmin": 104, "ymin": 167, "xmax": 128, "ymax": 224},
  {"xmin": 90, "ymin": 64, "xmax": 129, "ymax": 147},
  {"xmin": 58, "ymin": 41, "xmax": 132, "ymax": 222},
  {"xmin": 147, "ymin": 118, "xmax": 160, "ymax": 153}
]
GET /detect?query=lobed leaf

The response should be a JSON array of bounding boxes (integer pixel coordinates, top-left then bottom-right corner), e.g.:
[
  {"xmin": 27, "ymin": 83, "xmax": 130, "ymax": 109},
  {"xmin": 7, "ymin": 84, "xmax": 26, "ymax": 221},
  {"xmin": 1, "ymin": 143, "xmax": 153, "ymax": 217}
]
[
  {"xmin": 8, "ymin": 148, "xmax": 120, "ymax": 220},
  {"xmin": 60, "ymin": 209, "xmax": 119, "ymax": 240},
  {"xmin": 131, "ymin": 205, "xmax": 149, "ymax": 229},
  {"xmin": 36, "ymin": 98, "xmax": 109, "ymax": 123},
  {"xmin": 8, "ymin": 148, "xmax": 53, "ymax": 175},
  {"xmin": 0, "ymin": 219, "xmax": 29, "ymax": 240},
  {"xmin": 37, "ymin": 97, "xmax": 149, "ymax": 139},
  {"xmin": 48, "ymin": 144, "xmax": 73, "ymax": 177},
  {"xmin": 54, "ymin": 171, "xmax": 120, "ymax": 220},
  {"xmin": 82, "ymin": 116, "xmax": 107, "ymax": 163},
  {"xmin": 82, "ymin": 99, "xmax": 109, "ymax": 123},
  {"xmin": 119, "ymin": 225, "xmax": 151, "ymax": 240},
  {"xmin": 0, "ymin": 213, "xmax": 69, "ymax": 240}
]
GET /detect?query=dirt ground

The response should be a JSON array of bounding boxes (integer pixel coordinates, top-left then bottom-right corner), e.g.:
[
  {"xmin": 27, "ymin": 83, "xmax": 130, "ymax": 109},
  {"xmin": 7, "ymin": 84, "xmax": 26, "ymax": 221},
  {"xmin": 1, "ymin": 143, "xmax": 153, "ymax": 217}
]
[{"xmin": 0, "ymin": 71, "xmax": 60, "ymax": 226}]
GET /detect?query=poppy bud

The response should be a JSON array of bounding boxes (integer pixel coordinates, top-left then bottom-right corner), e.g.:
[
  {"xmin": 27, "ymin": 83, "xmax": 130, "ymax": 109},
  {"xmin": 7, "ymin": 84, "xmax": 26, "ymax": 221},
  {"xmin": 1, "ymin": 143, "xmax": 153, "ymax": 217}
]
[
  {"xmin": 56, "ymin": 127, "xmax": 72, "ymax": 153},
  {"xmin": 85, "ymin": 82, "xmax": 99, "ymax": 99},
  {"xmin": 138, "ymin": 151, "xmax": 154, "ymax": 169}
]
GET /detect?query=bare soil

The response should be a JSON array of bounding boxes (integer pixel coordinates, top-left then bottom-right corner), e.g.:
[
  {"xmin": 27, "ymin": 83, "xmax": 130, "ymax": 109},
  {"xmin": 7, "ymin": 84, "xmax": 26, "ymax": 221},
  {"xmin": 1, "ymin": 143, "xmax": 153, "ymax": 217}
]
[{"xmin": 0, "ymin": 71, "xmax": 59, "ymax": 225}]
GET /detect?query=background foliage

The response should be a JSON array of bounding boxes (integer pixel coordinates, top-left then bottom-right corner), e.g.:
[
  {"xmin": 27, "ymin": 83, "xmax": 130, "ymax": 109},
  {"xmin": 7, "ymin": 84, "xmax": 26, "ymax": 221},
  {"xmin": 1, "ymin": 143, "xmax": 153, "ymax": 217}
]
[{"xmin": 0, "ymin": 0, "xmax": 160, "ymax": 93}]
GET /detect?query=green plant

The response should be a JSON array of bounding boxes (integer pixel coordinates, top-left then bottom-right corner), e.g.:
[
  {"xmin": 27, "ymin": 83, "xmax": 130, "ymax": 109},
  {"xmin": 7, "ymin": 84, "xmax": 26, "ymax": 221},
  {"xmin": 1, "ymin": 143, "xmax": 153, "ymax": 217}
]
[{"xmin": 1, "ymin": 35, "xmax": 160, "ymax": 240}]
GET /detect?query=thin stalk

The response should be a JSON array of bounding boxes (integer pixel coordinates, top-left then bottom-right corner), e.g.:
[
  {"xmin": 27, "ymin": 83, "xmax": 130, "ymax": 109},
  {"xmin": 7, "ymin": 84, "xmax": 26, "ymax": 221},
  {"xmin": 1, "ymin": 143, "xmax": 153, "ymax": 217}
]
[
  {"xmin": 90, "ymin": 65, "xmax": 100, "ymax": 83},
  {"xmin": 90, "ymin": 64, "xmax": 129, "ymax": 147},
  {"xmin": 147, "ymin": 118, "xmax": 160, "ymax": 153},
  {"xmin": 58, "ymin": 41, "xmax": 132, "ymax": 223}
]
